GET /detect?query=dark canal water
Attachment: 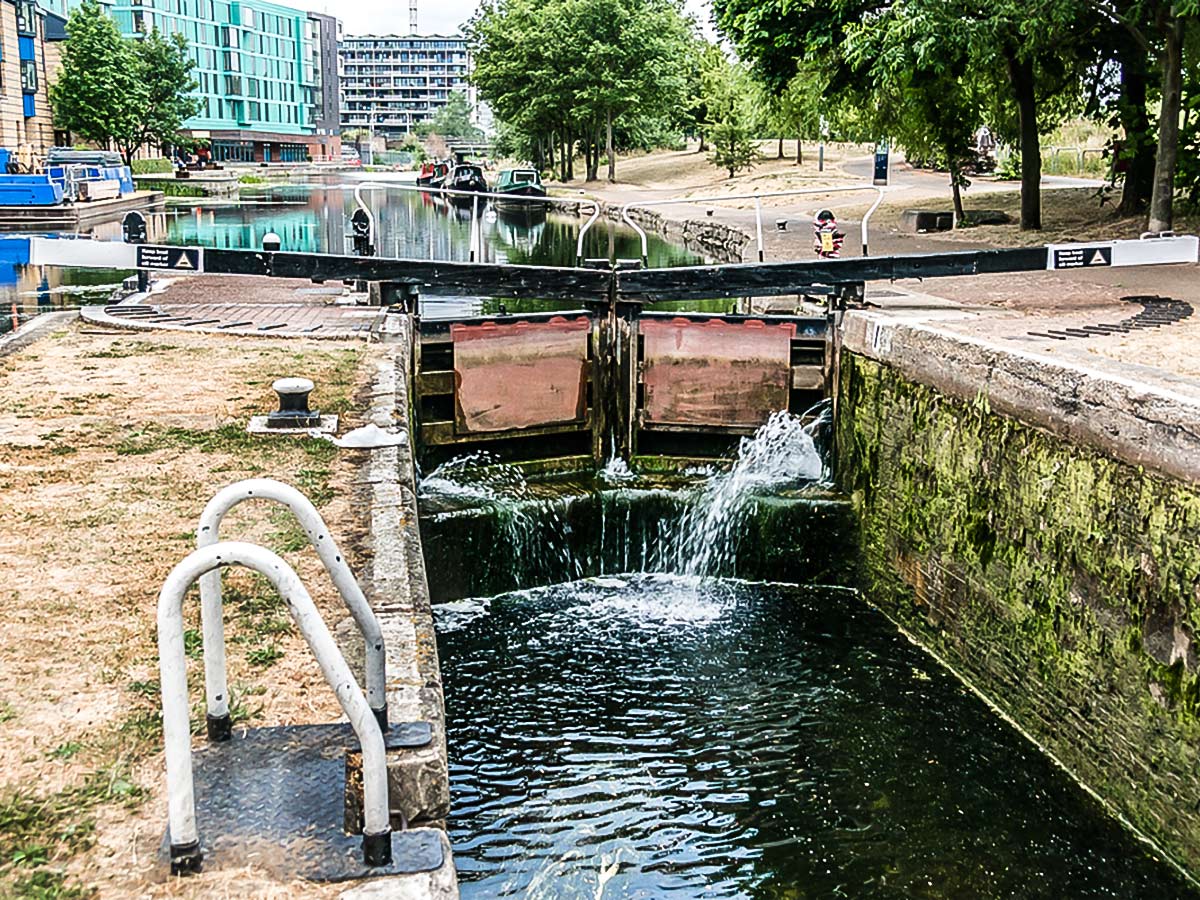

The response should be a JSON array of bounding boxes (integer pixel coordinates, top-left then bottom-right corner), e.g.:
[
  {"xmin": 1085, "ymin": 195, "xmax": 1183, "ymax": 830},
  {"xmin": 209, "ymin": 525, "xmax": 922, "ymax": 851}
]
[
  {"xmin": 0, "ymin": 175, "xmax": 699, "ymax": 330},
  {"xmin": 425, "ymin": 421, "xmax": 1198, "ymax": 899},
  {"xmin": 437, "ymin": 575, "xmax": 1197, "ymax": 898}
]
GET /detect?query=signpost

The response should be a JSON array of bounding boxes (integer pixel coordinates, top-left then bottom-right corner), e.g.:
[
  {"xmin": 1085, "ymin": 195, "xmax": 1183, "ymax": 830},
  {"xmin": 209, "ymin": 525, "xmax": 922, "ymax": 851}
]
[{"xmin": 873, "ymin": 140, "xmax": 890, "ymax": 186}]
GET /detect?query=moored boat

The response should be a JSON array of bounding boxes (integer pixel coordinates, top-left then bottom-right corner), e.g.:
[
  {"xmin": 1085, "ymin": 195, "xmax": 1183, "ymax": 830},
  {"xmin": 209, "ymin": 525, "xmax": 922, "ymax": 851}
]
[
  {"xmin": 417, "ymin": 160, "xmax": 450, "ymax": 189},
  {"xmin": 492, "ymin": 168, "xmax": 547, "ymax": 211},
  {"xmin": 446, "ymin": 163, "xmax": 488, "ymax": 204}
]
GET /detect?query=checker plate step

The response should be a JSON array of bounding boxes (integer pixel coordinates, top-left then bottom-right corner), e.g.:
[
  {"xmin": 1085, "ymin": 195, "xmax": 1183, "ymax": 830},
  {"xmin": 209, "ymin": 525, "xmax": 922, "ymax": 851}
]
[{"xmin": 158, "ymin": 723, "xmax": 443, "ymax": 882}]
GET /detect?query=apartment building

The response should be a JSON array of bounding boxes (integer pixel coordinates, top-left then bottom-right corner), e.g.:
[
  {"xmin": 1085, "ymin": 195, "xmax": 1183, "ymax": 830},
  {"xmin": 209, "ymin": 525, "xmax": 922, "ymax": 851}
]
[
  {"xmin": 79, "ymin": 0, "xmax": 341, "ymax": 162},
  {"xmin": 339, "ymin": 34, "xmax": 473, "ymax": 136},
  {"xmin": 0, "ymin": 0, "xmax": 64, "ymax": 155}
]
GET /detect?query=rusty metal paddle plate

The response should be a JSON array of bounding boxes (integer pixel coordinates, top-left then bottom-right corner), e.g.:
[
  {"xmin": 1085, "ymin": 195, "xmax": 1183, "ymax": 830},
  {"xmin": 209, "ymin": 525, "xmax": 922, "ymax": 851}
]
[
  {"xmin": 158, "ymin": 722, "xmax": 442, "ymax": 882},
  {"xmin": 641, "ymin": 317, "xmax": 797, "ymax": 428},
  {"xmin": 451, "ymin": 315, "xmax": 590, "ymax": 433}
]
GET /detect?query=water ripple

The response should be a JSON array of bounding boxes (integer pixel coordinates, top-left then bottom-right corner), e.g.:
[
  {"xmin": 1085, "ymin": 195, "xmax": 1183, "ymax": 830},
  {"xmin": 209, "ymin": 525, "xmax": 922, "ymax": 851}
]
[{"xmin": 438, "ymin": 575, "xmax": 1198, "ymax": 899}]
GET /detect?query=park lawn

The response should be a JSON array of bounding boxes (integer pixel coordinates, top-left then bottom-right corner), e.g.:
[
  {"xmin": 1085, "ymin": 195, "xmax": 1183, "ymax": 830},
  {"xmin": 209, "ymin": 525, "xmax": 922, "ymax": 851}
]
[{"xmin": 0, "ymin": 325, "xmax": 377, "ymax": 899}]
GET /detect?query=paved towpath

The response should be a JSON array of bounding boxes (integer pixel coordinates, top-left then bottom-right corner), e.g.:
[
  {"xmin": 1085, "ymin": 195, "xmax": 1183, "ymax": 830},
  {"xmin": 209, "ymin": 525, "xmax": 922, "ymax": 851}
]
[{"xmin": 82, "ymin": 275, "xmax": 381, "ymax": 338}]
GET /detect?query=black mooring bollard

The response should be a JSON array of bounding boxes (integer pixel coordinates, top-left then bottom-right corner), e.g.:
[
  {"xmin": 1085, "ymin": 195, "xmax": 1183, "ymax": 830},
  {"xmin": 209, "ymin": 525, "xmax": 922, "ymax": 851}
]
[{"xmin": 267, "ymin": 377, "xmax": 321, "ymax": 429}]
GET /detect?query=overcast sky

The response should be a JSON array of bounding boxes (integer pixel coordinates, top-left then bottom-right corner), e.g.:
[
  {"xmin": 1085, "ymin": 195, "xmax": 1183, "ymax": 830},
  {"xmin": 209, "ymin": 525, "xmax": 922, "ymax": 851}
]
[{"xmin": 293, "ymin": 0, "xmax": 715, "ymax": 39}]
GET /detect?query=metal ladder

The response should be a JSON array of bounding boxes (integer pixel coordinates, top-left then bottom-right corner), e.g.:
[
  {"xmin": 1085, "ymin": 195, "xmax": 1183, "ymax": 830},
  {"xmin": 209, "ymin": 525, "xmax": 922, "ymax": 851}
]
[
  {"xmin": 157, "ymin": 481, "xmax": 392, "ymax": 875},
  {"xmin": 195, "ymin": 479, "xmax": 388, "ymax": 739}
]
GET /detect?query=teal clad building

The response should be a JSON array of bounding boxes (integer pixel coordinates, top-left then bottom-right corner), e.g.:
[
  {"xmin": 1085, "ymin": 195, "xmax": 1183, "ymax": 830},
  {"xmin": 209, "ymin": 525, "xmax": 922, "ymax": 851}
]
[{"xmin": 66, "ymin": 0, "xmax": 341, "ymax": 162}]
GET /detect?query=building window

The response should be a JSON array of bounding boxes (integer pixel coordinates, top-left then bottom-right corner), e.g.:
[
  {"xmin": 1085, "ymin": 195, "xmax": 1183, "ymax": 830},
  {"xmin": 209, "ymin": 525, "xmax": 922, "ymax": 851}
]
[
  {"xmin": 16, "ymin": 0, "xmax": 36, "ymax": 36},
  {"xmin": 20, "ymin": 60, "xmax": 37, "ymax": 93}
]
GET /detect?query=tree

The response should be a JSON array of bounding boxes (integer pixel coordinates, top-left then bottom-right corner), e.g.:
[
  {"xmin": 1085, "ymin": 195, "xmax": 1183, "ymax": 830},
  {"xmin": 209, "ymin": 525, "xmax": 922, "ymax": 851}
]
[
  {"xmin": 119, "ymin": 29, "xmax": 200, "ymax": 163},
  {"xmin": 714, "ymin": 0, "xmax": 1094, "ymax": 231},
  {"xmin": 703, "ymin": 54, "xmax": 759, "ymax": 178},
  {"xmin": 770, "ymin": 69, "xmax": 824, "ymax": 165},
  {"xmin": 418, "ymin": 91, "xmax": 483, "ymax": 140},
  {"xmin": 467, "ymin": 0, "xmax": 692, "ymax": 182},
  {"xmin": 49, "ymin": 0, "xmax": 142, "ymax": 158},
  {"xmin": 50, "ymin": 1, "xmax": 199, "ymax": 164},
  {"xmin": 843, "ymin": 4, "xmax": 985, "ymax": 223},
  {"xmin": 1084, "ymin": 0, "xmax": 1200, "ymax": 230}
]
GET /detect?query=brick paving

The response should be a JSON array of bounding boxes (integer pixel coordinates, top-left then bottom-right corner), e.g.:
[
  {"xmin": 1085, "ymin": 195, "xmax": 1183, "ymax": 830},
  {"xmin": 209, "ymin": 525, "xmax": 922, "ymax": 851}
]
[{"xmin": 95, "ymin": 275, "xmax": 383, "ymax": 338}]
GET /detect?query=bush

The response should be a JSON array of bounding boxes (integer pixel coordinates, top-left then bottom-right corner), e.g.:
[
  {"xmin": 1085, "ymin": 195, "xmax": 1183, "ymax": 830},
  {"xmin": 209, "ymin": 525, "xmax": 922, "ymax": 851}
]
[{"xmin": 130, "ymin": 157, "xmax": 173, "ymax": 175}]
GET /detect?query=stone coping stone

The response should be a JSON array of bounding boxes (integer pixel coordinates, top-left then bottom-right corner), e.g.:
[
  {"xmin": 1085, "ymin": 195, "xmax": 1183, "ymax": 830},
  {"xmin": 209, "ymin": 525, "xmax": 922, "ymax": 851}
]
[{"xmin": 842, "ymin": 308, "xmax": 1200, "ymax": 484}]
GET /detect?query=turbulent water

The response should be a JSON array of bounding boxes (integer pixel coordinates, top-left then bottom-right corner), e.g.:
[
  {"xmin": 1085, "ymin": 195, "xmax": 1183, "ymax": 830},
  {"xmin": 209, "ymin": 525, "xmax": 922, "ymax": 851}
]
[
  {"xmin": 419, "ymin": 411, "xmax": 828, "ymax": 585},
  {"xmin": 436, "ymin": 575, "xmax": 1196, "ymax": 898},
  {"xmin": 653, "ymin": 410, "xmax": 825, "ymax": 575},
  {"xmin": 426, "ymin": 413, "xmax": 1195, "ymax": 898}
]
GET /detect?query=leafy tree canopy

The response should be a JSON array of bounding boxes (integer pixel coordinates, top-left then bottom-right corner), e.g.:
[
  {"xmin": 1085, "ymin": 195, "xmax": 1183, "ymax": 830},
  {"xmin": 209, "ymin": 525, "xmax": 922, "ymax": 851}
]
[{"xmin": 50, "ymin": 0, "xmax": 198, "ymax": 164}]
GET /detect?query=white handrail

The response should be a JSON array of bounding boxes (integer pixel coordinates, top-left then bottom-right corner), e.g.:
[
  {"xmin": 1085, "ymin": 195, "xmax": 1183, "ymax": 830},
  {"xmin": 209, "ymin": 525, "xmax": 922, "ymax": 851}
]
[
  {"xmin": 158, "ymin": 541, "xmax": 392, "ymax": 875},
  {"xmin": 611, "ymin": 184, "xmax": 888, "ymax": 265},
  {"xmin": 351, "ymin": 180, "xmax": 602, "ymax": 265},
  {"xmin": 196, "ymin": 479, "xmax": 388, "ymax": 739}
]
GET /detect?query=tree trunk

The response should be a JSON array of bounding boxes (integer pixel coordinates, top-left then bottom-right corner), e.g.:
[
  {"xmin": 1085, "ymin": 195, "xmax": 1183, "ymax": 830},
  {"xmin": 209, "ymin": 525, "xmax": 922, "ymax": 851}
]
[
  {"xmin": 1148, "ymin": 16, "xmax": 1184, "ymax": 233},
  {"xmin": 566, "ymin": 130, "xmax": 574, "ymax": 181},
  {"xmin": 607, "ymin": 109, "xmax": 615, "ymax": 183},
  {"xmin": 1006, "ymin": 50, "xmax": 1041, "ymax": 230},
  {"xmin": 777, "ymin": 136, "xmax": 784, "ymax": 158},
  {"xmin": 1116, "ymin": 35, "xmax": 1154, "ymax": 216},
  {"xmin": 699, "ymin": 131, "xmax": 707, "ymax": 153},
  {"xmin": 547, "ymin": 135, "xmax": 555, "ymax": 177},
  {"xmin": 796, "ymin": 136, "xmax": 802, "ymax": 165}
]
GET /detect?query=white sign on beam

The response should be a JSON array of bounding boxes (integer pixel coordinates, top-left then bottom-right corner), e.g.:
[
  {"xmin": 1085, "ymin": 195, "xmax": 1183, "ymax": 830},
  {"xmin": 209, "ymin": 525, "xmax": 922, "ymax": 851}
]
[{"xmin": 1047, "ymin": 235, "xmax": 1199, "ymax": 270}]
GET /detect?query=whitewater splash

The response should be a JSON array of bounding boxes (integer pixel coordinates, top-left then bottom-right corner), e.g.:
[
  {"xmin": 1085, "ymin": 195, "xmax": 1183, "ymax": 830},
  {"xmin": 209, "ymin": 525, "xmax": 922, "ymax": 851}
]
[
  {"xmin": 655, "ymin": 409, "xmax": 826, "ymax": 576},
  {"xmin": 420, "ymin": 452, "xmax": 584, "ymax": 584},
  {"xmin": 419, "ymin": 409, "xmax": 827, "ymax": 582}
]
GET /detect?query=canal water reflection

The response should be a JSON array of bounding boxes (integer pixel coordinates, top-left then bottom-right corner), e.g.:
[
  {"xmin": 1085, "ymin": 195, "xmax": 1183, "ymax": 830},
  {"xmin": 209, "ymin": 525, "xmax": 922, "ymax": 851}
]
[{"xmin": 0, "ymin": 176, "xmax": 701, "ymax": 330}]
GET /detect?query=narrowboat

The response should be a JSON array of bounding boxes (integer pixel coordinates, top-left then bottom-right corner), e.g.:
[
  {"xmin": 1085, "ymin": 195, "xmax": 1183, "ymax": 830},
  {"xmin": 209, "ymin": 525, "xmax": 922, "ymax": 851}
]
[
  {"xmin": 417, "ymin": 160, "xmax": 450, "ymax": 189},
  {"xmin": 492, "ymin": 168, "xmax": 547, "ymax": 211},
  {"xmin": 446, "ymin": 163, "xmax": 488, "ymax": 204}
]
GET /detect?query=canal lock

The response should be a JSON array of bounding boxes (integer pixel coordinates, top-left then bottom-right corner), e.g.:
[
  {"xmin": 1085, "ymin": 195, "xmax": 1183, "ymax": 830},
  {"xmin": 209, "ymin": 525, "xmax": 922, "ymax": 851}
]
[{"xmin": 415, "ymin": 410, "xmax": 1199, "ymax": 897}]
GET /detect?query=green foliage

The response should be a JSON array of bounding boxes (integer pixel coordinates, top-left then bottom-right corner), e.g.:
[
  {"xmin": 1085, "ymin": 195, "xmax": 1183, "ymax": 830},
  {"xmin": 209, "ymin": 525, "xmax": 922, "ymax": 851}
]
[
  {"xmin": 702, "ymin": 54, "xmax": 759, "ymax": 178},
  {"xmin": 415, "ymin": 92, "xmax": 482, "ymax": 140},
  {"xmin": 129, "ymin": 157, "xmax": 172, "ymax": 175},
  {"xmin": 49, "ymin": 0, "xmax": 142, "ymax": 154},
  {"xmin": 396, "ymin": 132, "xmax": 427, "ymax": 164},
  {"xmin": 50, "ymin": 1, "xmax": 198, "ymax": 164},
  {"xmin": 131, "ymin": 28, "xmax": 200, "ymax": 159},
  {"xmin": 467, "ymin": 0, "xmax": 694, "ymax": 178}
]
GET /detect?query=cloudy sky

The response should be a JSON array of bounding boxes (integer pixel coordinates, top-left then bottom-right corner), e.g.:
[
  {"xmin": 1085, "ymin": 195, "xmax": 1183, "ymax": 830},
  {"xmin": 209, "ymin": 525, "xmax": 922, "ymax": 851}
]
[{"xmin": 293, "ymin": 0, "xmax": 715, "ymax": 39}]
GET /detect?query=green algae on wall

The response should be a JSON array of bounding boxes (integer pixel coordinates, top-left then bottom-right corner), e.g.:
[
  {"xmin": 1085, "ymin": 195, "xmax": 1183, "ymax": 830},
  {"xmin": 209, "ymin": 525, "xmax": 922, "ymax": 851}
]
[{"xmin": 836, "ymin": 351, "xmax": 1200, "ymax": 875}]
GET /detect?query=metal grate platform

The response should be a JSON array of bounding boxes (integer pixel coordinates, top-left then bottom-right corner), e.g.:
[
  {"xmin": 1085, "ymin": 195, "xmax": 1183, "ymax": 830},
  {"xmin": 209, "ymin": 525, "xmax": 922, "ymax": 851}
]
[{"xmin": 159, "ymin": 722, "xmax": 442, "ymax": 882}]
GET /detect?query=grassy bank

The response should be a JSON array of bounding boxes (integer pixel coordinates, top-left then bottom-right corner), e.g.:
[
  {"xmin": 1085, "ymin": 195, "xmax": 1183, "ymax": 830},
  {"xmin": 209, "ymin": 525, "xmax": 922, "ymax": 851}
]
[{"xmin": 0, "ymin": 326, "xmax": 372, "ymax": 898}]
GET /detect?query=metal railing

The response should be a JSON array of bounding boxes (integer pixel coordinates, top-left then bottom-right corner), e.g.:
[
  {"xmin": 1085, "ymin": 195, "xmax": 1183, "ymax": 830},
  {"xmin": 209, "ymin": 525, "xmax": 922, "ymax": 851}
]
[
  {"xmin": 196, "ymin": 479, "xmax": 388, "ymax": 738},
  {"xmin": 602, "ymin": 185, "xmax": 887, "ymax": 266},
  {"xmin": 158, "ymin": 541, "xmax": 392, "ymax": 875},
  {"xmin": 351, "ymin": 180, "xmax": 601, "ymax": 265}
]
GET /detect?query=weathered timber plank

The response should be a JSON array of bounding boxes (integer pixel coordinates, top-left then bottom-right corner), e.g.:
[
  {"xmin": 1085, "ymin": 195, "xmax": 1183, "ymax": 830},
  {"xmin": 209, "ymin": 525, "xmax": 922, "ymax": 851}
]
[
  {"xmin": 792, "ymin": 365, "xmax": 826, "ymax": 391},
  {"xmin": 202, "ymin": 249, "xmax": 611, "ymax": 301},
  {"xmin": 417, "ymin": 370, "xmax": 455, "ymax": 395},
  {"xmin": 420, "ymin": 419, "xmax": 592, "ymax": 446},
  {"xmin": 619, "ymin": 248, "xmax": 1050, "ymax": 301}
]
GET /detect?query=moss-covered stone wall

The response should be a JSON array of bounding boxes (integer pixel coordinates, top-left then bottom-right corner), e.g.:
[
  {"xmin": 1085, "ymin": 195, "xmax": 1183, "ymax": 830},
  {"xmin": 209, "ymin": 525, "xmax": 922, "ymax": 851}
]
[{"xmin": 837, "ymin": 351, "xmax": 1200, "ymax": 874}]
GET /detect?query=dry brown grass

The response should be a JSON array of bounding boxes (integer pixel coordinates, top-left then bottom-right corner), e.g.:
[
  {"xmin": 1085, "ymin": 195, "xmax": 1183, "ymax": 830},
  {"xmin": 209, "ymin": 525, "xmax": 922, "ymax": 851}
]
[
  {"xmin": 0, "ymin": 325, "xmax": 380, "ymax": 898},
  {"xmin": 552, "ymin": 140, "xmax": 869, "ymax": 197}
]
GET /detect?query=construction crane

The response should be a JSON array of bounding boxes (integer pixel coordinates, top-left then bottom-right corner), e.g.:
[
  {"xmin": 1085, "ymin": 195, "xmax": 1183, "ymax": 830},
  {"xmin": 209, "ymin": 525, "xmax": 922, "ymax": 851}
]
[{"xmin": 409, "ymin": 0, "xmax": 417, "ymax": 34}]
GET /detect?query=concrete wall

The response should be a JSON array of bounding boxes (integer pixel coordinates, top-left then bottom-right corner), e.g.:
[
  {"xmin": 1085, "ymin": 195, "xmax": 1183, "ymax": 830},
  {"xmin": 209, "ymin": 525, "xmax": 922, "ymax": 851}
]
[{"xmin": 836, "ymin": 325, "xmax": 1200, "ymax": 876}]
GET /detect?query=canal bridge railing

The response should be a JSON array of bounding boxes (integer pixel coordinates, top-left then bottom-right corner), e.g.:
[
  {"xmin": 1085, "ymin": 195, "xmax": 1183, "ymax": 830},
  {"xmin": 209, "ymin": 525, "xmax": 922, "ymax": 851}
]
[{"xmin": 12, "ymin": 231, "xmax": 1199, "ymax": 469}]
